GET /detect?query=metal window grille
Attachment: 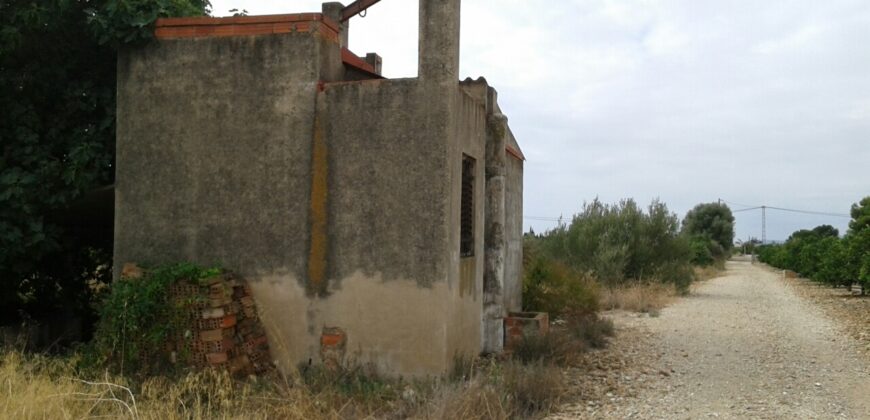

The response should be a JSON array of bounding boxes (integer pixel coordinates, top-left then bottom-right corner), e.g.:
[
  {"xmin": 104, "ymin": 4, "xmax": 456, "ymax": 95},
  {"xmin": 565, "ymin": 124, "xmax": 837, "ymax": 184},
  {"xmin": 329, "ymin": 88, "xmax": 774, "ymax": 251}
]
[{"xmin": 460, "ymin": 155, "xmax": 475, "ymax": 257}]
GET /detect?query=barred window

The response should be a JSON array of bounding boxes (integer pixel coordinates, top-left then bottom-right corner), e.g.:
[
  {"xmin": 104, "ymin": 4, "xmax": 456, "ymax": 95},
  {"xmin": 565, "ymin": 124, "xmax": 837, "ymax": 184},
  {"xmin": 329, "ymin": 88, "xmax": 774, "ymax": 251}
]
[{"xmin": 460, "ymin": 155, "xmax": 475, "ymax": 257}]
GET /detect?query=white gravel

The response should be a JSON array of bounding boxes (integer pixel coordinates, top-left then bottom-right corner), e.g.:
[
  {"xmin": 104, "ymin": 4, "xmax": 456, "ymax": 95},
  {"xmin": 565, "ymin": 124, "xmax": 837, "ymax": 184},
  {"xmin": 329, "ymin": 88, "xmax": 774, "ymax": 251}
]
[{"xmin": 555, "ymin": 257, "xmax": 870, "ymax": 419}]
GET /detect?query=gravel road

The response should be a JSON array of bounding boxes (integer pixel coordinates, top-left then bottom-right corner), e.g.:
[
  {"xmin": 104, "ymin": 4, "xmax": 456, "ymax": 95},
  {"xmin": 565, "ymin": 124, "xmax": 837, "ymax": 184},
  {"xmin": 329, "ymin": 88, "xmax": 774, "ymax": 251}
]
[{"xmin": 554, "ymin": 257, "xmax": 870, "ymax": 419}]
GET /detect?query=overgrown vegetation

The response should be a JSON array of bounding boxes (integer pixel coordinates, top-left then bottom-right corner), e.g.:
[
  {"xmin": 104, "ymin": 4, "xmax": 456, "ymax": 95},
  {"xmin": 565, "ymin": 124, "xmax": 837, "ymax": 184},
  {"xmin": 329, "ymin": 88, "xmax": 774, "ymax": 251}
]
[
  {"xmin": 758, "ymin": 196, "xmax": 870, "ymax": 292},
  {"xmin": 523, "ymin": 198, "xmax": 727, "ymax": 305},
  {"xmin": 0, "ymin": 347, "xmax": 566, "ymax": 419},
  {"xmin": 682, "ymin": 202, "xmax": 734, "ymax": 266},
  {"xmin": 0, "ymin": 0, "xmax": 210, "ymax": 325},
  {"xmin": 85, "ymin": 263, "xmax": 220, "ymax": 375},
  {"xmin": 1, "ymin": 257, "xmax": 578, "ymax": 419}
]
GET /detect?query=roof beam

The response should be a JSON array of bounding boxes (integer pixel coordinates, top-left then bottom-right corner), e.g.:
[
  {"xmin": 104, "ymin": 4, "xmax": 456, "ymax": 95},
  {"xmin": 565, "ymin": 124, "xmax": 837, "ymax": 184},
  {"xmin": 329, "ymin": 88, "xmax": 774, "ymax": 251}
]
[{"xmin": 340, "ymin": 0, "xmax": 382, "ymax": 22}]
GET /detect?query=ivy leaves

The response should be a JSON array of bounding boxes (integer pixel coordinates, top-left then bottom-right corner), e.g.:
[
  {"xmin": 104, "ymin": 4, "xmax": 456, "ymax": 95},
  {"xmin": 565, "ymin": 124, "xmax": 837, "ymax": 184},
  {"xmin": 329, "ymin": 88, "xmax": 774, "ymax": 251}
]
[{"xmin": 86, "ymin": 0, "xmax": 212, "ymax": 47}]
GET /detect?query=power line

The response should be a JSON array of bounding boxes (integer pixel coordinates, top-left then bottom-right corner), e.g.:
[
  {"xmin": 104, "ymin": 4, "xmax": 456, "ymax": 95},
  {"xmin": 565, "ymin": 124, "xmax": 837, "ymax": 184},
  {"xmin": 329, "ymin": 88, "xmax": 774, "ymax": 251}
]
[
  {"xmin": 722, "ymin": 199, "xmax": 851, "ymax": 245},
  {"xmin": 721, "ymin": 200, "xmax": 850, "ymax": 218},
  {"xmin": 721, "ymin": 199, "xmax": 760, "ymax": 210},
  {"xmin": 763, "ymin": 206, "xmax": 850, "ymax": 218}
]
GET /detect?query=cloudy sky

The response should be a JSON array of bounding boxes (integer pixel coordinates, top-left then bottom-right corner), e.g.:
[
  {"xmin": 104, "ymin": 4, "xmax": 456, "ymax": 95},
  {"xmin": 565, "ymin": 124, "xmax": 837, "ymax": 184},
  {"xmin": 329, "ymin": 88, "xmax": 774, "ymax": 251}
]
[{"xmin": 210, "ymin": 0, "xmax": 869, "ymax": 242}]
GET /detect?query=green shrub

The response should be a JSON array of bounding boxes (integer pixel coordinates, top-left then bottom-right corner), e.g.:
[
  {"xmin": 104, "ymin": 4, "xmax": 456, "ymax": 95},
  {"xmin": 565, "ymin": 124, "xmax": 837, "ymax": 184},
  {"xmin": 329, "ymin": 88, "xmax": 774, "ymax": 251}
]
[
  {"xmin": 681, "ymin": 202, "xmax": 735, "ymax": 253},
  {"xmin": 86, "ymin": 263, "xmax": 221, "ymax": 375},
  {"xmin": 689, "ymin": 236, "xmax": 715, "ymax": 266},
  {"xmin": 812, "ymin": 236, "xmax": 850, "ymax": 287},
  {"xmin": 527, "ymin": 198, "xmax": 692, "ymax": 288},
  {"xmin": 758, "ymin": 198, "xmax": 870, "ymax": 291},
  {"xmin": 522, "ymin": 254, "xmax": 598, "ymax": 316}
]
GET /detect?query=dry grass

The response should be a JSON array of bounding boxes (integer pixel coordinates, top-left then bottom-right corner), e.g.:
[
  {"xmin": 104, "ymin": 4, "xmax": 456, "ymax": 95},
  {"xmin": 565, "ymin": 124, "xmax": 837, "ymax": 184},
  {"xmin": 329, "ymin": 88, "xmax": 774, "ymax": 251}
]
[
  {"xmin": 0, "ymin": 350, "xmax": 331, "ymax": 419},
  {"xmin": 598, "ymin": 283, "xmax": 676, "ymax": 314},
  {"xmin": 0, "ymin": 348, "xmax": 565, "ymax": 420},
  {"xmin": 693, "ymin": 263, "xmax": 726, "ymax": 282}
]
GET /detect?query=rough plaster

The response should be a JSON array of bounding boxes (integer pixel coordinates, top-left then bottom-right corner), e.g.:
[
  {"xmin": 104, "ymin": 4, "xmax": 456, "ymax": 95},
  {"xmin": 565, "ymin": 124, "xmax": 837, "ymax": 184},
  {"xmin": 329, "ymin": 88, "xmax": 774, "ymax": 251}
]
[
  {"xmin": 116, "ymin": 1, "xmax": 522, "ymax": 377},
  {"xmin": 249, "ymin": 271, "xmax": 452, "ymax": 377}
]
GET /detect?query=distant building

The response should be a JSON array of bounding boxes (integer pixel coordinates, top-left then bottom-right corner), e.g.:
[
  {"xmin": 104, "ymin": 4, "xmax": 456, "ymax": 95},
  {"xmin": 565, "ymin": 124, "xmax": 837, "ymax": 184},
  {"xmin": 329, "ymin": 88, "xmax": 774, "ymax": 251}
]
[{"xmin": 114, "ymin": 0, "xmax": 524, "ymax": 377}]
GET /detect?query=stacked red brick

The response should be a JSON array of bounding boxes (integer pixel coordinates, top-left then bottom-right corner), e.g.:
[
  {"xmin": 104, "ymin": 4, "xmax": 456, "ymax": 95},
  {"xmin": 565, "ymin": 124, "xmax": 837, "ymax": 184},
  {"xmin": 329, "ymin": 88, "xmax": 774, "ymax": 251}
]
[{"xmin": 165, "ymin": 272, "xmax": 272, "ymax": 376}]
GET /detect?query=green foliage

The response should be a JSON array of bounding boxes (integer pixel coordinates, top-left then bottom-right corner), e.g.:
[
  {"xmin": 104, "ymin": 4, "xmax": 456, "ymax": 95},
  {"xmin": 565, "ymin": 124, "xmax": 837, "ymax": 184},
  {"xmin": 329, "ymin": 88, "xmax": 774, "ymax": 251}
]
[
  {"xmin": 86, "ymin": 263, "xmax": 220, "ymax": 375},
  {"xmin": 812, "ymin": 236, "xmax": 849, "ymax": 287},
  {"xmin": 86, "ymin": 0, "xmax": 212, "ymax": 47},
  {"xmin": 529, "ymin": 198, "xmax": 693, "ymax": 289},
  {"xmin": 0, "ymin": 0, "xmax": 209, "ymax": 323},
  {"xmin": 688, "ymin": 236, "xmax": 715, "ymax": 266},
  {"xmin": 849, "ymin": 197, "xmax": 870, "ymax": 232},
  {"xmin": 758, "ymin": 197, "xmax": 870, "ymax": 290},
  {"xmin": 522, "ymin": 248, "xmax": 598, "ymax": 316},
  {"xmin": 681, "ymin": 202, "xmax": 735, "ymax": 252}
]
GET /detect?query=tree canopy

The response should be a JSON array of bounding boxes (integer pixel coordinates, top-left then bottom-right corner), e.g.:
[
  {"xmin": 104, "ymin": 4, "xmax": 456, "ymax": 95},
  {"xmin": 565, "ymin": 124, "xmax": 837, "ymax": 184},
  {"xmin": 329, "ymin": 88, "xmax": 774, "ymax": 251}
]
[
  {"xmin": 0, "ymin": 0, "xmax": 210, "ymax": 323},
  {"xmin": 681, "ymin": 202, "xmax": 735, "ymax": 250}
]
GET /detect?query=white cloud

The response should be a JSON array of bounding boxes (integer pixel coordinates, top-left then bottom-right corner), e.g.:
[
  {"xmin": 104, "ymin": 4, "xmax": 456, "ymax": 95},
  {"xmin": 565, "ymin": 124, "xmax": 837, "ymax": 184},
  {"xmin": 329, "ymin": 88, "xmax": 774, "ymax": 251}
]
[{"xmin": 753, "ymin": 24, "xmax": 826, "ymax": 54}]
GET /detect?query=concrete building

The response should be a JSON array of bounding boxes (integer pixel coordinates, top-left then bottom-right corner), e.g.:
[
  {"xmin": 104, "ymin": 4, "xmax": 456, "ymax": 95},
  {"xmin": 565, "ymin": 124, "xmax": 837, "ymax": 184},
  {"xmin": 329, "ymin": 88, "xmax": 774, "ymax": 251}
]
[{"xmin": 114, "ymin": 0, "xmax": 524, "ymax": 377}]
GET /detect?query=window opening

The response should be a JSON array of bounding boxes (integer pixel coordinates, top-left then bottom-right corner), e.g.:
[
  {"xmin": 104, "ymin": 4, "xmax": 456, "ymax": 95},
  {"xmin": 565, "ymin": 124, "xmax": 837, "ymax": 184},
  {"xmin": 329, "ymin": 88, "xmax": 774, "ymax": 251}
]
[{"xmin": 460, "ymin": 155, "xmax": 475, "ymax": 257}]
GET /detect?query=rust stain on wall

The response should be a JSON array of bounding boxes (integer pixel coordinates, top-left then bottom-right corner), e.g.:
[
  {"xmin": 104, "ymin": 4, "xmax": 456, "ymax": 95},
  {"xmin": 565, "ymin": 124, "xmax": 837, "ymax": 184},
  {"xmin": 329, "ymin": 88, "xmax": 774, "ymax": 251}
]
[{"xmin": 308, "ymin": 103, "xmax": 328, "ymax": 296}]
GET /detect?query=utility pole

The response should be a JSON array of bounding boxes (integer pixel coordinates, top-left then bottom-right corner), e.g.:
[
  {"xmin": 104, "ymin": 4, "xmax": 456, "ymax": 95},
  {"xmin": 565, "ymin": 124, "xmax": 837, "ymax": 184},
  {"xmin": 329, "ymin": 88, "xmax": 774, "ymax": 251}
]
[{"xmin": 761, "ymin": 205, "xmax": 766, "ymax": 245}]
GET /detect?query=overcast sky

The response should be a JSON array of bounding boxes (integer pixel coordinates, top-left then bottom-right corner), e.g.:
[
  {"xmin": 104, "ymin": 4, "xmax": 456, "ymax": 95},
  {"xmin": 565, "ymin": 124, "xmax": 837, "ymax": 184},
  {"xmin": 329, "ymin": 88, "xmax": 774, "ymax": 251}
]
[{"xmin": 210, "ymin": 0, "xmax": 868, "ymax": 242}]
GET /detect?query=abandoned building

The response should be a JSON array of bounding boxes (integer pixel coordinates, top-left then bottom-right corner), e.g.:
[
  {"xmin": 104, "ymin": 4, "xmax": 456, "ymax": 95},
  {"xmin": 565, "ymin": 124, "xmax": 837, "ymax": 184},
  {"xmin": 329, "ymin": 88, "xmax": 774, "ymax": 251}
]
[{"xmin": 114, "ymin": 0, "xmax": 525, "ymax": 377}]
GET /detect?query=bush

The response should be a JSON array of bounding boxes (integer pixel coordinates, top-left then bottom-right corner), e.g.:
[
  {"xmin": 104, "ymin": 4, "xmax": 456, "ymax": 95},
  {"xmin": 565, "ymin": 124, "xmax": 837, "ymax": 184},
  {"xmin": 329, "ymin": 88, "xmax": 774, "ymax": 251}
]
[
  {"xmin": 758, "ymin": 198, "xmax": 870, "ymax": 291},
  {"xmin": 681, "ymin": 202, "xmax": 735, "ymax": 252},
  {"xmin": 86, "ymin": 263, "xmax": 221, "ymax": 375},
  {"xmin": 522, "ymin": 252, "xmax": 598, "ymax": 316},
  {"xmin": 688, "ymin": 236, "xmax": 715, "ymax": 266},
  {"xmin": 527, "ymin": 198, "xmax": 693, "ymax": 288}
]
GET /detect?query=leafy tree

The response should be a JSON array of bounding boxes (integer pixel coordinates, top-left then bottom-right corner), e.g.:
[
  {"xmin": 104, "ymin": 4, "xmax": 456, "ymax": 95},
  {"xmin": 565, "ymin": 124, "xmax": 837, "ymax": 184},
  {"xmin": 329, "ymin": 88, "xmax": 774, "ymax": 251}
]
[
  {"xmin": 845, "ymin": 197, "xmax": 870, "ymax": 288},
  {"xmin": 682, "ymin": 202, "xmax": 735, "ymax": 252},
  {"xmin": 526, "ymin": 198, "xmax": 692, "ymax": 290},
  {"xmin": 849, "ymin": 196, "xmax": 870, "ymax": 232},
  {"xmin": 812, "ymin": 236, "xmax": 849, "ymax": 286},
  {"xmin": 810, "ymin": 224, "xmax": 839, "ymax": 239},
  {"xmin": 0, "ymin": 0, "xmax": 209, "ymax": 324}
]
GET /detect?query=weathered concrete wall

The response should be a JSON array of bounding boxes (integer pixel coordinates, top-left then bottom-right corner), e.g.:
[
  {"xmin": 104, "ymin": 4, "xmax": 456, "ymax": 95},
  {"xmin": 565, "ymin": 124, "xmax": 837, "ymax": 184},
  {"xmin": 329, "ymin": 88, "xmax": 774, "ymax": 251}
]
[
  {"xmin": 445, "ymin": 88, "xmax": 486, "ymax": 361},
  {"xmin": 320, "ymin": 79, "xmax": 450, "ymax": 287},
  {"xmin": 307, "ymin": 78, "xmax": 459, "ymax": 375},
  {"xmin": 116, "ymin": 29, "xmax": 342, "ymax": 372},
  {"xmin": 116, "ymin": 0, "xmax": 520, "ymax": 377},
  {"xmin": 419, "ymin": 0, "xmax": 460, "ymax": 83},
  {"xmin": 504, "ymin": 131, "xmax": 524, "ymax": 312},
  {"xmin": 115, "ymin": 32, "xmax": 337, "ymax": 280}
]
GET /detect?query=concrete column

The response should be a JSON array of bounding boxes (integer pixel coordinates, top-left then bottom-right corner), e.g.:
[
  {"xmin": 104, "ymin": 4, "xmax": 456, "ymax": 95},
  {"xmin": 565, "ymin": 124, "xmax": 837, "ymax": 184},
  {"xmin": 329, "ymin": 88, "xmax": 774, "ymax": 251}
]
[
  {"xmin": 322, "ymin": 2, "xmax": 349, "ymax": 47},
  {"xmin": 482, "ymin": 86, "xmax": 507, "ymax": 354},
  {"xmin": 418, "ymin": 0, "xmax": 460, "ymax": 82}
]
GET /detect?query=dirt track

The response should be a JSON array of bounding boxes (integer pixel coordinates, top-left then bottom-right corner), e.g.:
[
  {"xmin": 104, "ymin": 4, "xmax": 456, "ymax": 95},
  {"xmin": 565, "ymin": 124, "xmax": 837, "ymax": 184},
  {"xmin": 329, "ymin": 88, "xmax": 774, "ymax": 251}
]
[{"xmin": 554, "ymin": 257, "xmax": 870, "ymax": 419}]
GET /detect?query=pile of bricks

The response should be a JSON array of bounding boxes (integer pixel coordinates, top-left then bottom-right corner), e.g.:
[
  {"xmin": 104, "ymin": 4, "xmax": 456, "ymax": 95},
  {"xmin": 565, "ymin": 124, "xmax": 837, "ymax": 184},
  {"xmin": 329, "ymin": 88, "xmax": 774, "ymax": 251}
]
[
  {"xmin": 503, "ymin": 311, "xmax": 549, "ymax": 351},
  {"xmin": 123, "ymin": 264, "xmax": 272, "ymax": 376}
]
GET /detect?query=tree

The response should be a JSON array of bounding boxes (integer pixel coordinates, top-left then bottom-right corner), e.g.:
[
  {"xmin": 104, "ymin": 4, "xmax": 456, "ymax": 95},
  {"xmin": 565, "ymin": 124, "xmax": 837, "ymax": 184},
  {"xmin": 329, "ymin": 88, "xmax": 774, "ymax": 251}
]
[
  {"xmin": 0, "ymin": 0, "xmax": 210, "ymax": 324},
  {"xmin": 810, "ymin": 224, "xmax": 839, "ymax": 239},
  {"xmin": 682, "ymin": 202, "xmax": 735, "ymax": 251},
  {"xmin": 845, "ymin": 197, "xmax": 870, "ymax": 288}
]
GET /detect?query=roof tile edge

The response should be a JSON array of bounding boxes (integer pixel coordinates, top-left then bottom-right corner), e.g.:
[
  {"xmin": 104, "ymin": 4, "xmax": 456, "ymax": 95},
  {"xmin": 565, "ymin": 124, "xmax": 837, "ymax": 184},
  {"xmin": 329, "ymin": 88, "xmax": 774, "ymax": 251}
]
[{"xmin": 154, "ymin": 13, "xmax": 340, "ymax": 40}]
